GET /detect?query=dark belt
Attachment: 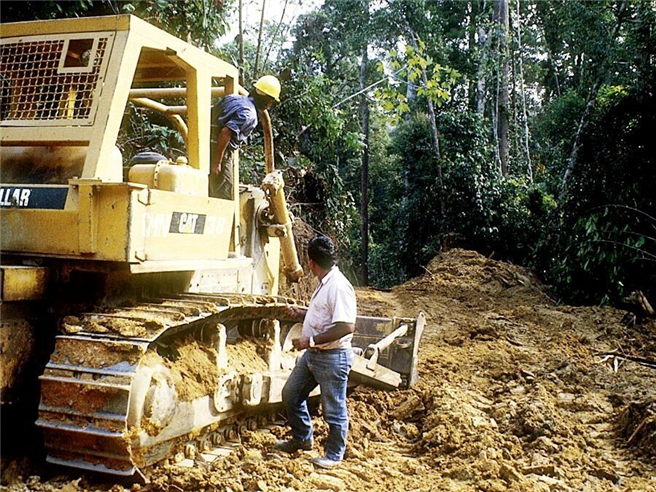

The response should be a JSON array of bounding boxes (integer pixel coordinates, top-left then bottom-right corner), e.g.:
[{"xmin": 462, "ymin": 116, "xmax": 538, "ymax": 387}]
[{"xmin": 308, "ymin": 347, "xmax": 347, "ymax": 353}]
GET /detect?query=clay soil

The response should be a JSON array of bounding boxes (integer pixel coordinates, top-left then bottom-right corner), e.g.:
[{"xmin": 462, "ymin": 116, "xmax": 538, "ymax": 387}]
[{"xmin": 2, "ymin": 249, "xmax": 655, "ymax": 491}]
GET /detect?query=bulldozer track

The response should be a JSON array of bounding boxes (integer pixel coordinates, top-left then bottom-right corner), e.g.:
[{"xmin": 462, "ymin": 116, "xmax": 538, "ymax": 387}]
[
  {"xmin": 36, "ymin": 293, "xmax": 306, "ymax": 479},
  {"xmin": 163, "ymin": 419, "xmax": 288, "ymax": 471}
]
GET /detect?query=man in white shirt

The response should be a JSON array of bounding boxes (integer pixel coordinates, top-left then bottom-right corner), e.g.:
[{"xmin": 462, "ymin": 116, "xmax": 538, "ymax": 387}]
[{"xmin": 276, "ymin": 236, "xmax": 356, "ymax": 469}]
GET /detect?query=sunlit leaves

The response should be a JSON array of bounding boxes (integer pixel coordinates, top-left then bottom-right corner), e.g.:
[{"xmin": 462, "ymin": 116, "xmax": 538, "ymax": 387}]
[{"xmin": 373, "ymin": 41, "xmax": 460, "ymax": 125}]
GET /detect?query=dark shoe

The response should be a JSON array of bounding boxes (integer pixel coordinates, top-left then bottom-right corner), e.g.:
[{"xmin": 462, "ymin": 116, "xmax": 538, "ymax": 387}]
[
  {"xmin": 274, "ymin": 439, "xmax": 313, "ymax": 453},
  {"xmin": 311, "ymin": 456, "xmax": 341, "ymax": 469}
]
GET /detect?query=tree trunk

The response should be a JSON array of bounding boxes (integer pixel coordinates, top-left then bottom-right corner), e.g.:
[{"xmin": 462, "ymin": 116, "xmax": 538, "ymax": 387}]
[
  {"xmin": 559, "ymin": 81, "xmax": 598, "ymax": 200},
  {"xmin": 511, "ymin": 18, "xmax": 518, "ymax": 168},
  {"xmin": 475, "ymin": 0, "xmax": 487, "ymax": 116},
  {"xmin": 262, "ymin": 0, "xmax": 289, "ymax": 72},
  {"xmin": 516, "ymin": 0, "xmax": 532, "ymax": 182},
  {"xmin": 492, "ymin": 94, "xmax": 500, "ymax": 170},
  {"xmin": 405, "ymin": 68, "xmax": 417, "ymax": 120},
  {"xmin": 253, "ymin": 0, "xmax": 267, "ymax": 79},
  {"xmin": 494, "ymin": 0, "xmax": 510, "ymax": 175},
  {"xmin": 403, "ymin": 23, "xmax": 445, "ymax": 218},
  {"xmin": 560, "ymin": 1, "xmax": 628, "ymax": 200},
  {"xmin": 238, "ymin": 0, "xmax": 244, "ymax": 86},
  {"xmin": 360, "ymin": 45, "xmax": 370, "ymax": 287},
  {"xmin": 420, "ymin": 55, "xmax": 445, "ymax": 218},
  {"xmin": 402, "ymin": 70, "xmax": 413, "ymax": 212},
  {"xmin": 420, "ymin": 69, "xmax": 442, "ymax": 162},
  {"xmin": 468, "ymin": 0, "xmax": 479, "ymax": 111}
]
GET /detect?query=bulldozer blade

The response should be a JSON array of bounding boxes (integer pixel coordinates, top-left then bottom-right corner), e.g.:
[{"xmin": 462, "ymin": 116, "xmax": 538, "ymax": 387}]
[
  {"xmin": 349, "ymin": 354, "xmax": 403, "ymax": 390},
  {"xmin": 350, "ymin": 312, "xmax": 425, "ymax": 390}
]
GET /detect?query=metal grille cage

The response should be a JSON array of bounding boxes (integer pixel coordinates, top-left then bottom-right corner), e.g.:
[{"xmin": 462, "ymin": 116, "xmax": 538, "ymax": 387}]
[{"xmin": 0, "ymin": 37, "xmax": 108, "ymax": 124}]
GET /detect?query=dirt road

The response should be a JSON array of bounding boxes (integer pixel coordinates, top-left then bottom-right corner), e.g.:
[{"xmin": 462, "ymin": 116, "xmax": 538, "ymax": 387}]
[{"xmin": 2, "ymin": 249, "xmax": 654, "ymax": 491}]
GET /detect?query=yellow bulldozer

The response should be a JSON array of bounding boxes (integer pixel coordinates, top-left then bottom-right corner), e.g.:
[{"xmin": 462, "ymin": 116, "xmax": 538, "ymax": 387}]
[{"xmin": 0, "ymin": 15, "xmax": 424, "ymax": 480}]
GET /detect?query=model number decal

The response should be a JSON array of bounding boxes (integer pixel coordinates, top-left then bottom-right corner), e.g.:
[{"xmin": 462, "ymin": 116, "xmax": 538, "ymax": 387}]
[
  {"xmin": 169, "ymin": 212, "xmax": 206, "ymax": 234},
  {"xmin": 143, "ymin": 212, "xmax": 226, "ymax": 237},
  {"xmin": 0, "ymin": 187, "xmax": 68, "ymax": 209}
]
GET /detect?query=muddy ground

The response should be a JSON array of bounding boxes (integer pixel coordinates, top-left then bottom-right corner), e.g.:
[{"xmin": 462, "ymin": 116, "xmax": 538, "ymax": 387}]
[{"xmin": 2, "ymin": 249, "xmax": 655, "ymax": 491}]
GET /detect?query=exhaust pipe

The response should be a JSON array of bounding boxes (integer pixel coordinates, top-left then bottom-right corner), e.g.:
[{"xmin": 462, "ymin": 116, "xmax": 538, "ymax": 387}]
[
  {"xmin": 262, "ymin": 171, "xmax": 303, "ymax": 282},
  {"xmin": 260, "ymin": 109, "xmax": 303, "ymax": 282}
]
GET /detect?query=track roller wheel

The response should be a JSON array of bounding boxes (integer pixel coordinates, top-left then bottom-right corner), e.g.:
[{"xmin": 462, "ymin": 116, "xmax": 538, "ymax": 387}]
[
  {"xmin": 184, "ymin": 443, "xmax": 197, "ymax": 459},
  {"xmin": 199, "ymin": 436, "xmax": 212, "ymax": 452},
  {"xmin": 211, "ymin": 431, "xmax": 224, "ymax": 446},
  {"xmin": 224, "ymin": 425, "xmax": 238, "ymax": 442},
  {"xmin": 257, "ymin": 414, "xmax": 269, "ymax": 428}
]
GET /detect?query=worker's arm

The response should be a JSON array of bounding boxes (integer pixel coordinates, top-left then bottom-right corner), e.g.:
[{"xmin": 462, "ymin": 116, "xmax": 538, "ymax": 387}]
[
  {"xmin": 212, "ymin": 126, "xmax": 233, "ymax": 175},
  {"xmin": 292, "ymin": 322, "xmax": 355, "ymax": 350}
]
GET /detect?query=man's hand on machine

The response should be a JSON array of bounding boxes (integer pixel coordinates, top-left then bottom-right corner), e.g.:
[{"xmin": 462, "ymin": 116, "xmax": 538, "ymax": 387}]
[{"xmin": 292, "ymin": 337, "xmax": 311, "ymax": 351}]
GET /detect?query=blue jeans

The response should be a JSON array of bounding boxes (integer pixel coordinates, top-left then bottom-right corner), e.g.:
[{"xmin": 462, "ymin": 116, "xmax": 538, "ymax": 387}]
[{"xmin": 282, "ymin": 348, "xmax": 354, "ymax": 461}]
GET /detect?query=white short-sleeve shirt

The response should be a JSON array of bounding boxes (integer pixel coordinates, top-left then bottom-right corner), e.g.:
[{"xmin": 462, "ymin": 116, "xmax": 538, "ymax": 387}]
[{"xmin": 302, "ymin": 266, "xmax": 357, "ymax": 350}]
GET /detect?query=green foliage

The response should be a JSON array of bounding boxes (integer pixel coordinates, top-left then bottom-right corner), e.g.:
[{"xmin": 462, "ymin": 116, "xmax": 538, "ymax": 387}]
[
  {"xmin": 531, "ymin": 90, "xmax": 586, "ymax": 193},
  {"xmin": 13, "ymin": 0, "xmax": 652, "ymax": 308},
  {"xmin": 372, "ymin": 107, "xmax": 563, "ymax": 286},
  {"xmin": 546, "ymin": 83, "xmax": 656, "ymax": 304},
  {"xmin": 122, "ymin": 0, "xmax": 230, "ymax": 49},
  {"xmin": 267, "ymin": 3, "xmax": 376, "ymax": 268},
  {"xmin": 1, "ymin": 1, "xmax": 231, "ymax": 50},
  {"xmin": 408, "ymin": 44, "xmax": 460, "ymax": 106},
  {"xmin": 359, "ymin": 112, "xmax": 406, "ymax": 286},
  {"xmin": 0, "ymin": 1, "xmax": 108, "ymax": 22},
  {"xmin": 279, "ymin": 0, "xmax": 653, "ymax": 306},
  {"xmin": 551, "ymin": 207, "xmax": 655, "ymax": 304},
  {"xmin": 118, "ymin": 104, "xmax": 185, "ymax": 160},
  {"xmin": 440, "ymin": 156, "xmax": 556, "ymax": 268},
  {"xmin": 271, "ymin": 68, "xmax": 360, "ymax": 256},
  {"xmin": 375, "ymin": 42, "xmax": 460, "ymax": 125}
]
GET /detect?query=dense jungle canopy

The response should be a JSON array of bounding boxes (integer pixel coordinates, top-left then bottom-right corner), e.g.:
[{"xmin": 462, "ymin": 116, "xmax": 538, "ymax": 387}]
[{"xmin": 3, "ymin": 0, "xmax": 654, "ymax": 308}]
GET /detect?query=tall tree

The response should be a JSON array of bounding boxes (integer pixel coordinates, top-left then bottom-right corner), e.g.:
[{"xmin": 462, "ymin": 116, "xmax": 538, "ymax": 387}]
[
  {"xmin": 404, "ymin": 23, "xmax": 445, "ymax": 218},
  {"xmin": 559, "ymin": 0, "xmax": 629, "ymax": 199},
  {"xmin": 494, "ymin": 0, "xmax": 510, "ymax": 174},
  {"xmin": 253, "ymin": 0, "xmax": 267, "ymax": 79},
  {"xmin": 262, "ymin": 0, "xmax": 290, "ymax": 72},
  {"xmin": 515, "ymin": 0, "xmax": 532, "ymax": 181},
  {"xmin": 360, "ymin": 41, "xmax": 370, "ymax": 286},
  {"xmin": 471, "ymin": 0, "xmax": 488, "ymax": 116},
  {"xmin": 238, "ymin": 0, "xmax": 245, "ymax": 85}
]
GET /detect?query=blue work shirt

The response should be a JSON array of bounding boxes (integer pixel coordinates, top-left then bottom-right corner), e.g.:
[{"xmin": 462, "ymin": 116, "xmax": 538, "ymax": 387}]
[{"xmin": 214, "ymin": 95, "xmax": 258, "ymax": 150}]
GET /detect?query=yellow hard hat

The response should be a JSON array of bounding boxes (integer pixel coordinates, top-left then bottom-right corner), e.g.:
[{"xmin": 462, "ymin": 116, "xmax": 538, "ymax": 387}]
[{"xmin": 254, "ymin": 75, "xmax": 281, "ymax": 102}]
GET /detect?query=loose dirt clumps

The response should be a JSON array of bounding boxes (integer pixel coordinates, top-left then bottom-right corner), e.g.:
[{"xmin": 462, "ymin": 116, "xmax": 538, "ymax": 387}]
[
  {"xmin": 153, "ymin": 336, "xmax": 220, "ymax": 402},
  {"xmin": 2, "ymin": 249, "xmax": 655, "ymax": 491},
  {"xmin": 0, "ymin": 321, "xmax": 34, "ymax": 402},
  {"xmin": 62, "ymin": 315, "xmax": 164, "ymax": 338},
  {"xmin": 226, "ymin": 338, "xmax": 269, "ymax": 373},
  {"xmin": 49, "ymin": 337, "xmax": 144, "ymax": 369}
]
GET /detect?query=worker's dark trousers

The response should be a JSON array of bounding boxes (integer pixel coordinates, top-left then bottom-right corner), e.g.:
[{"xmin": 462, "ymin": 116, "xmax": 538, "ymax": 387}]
[{"xmin": 210, "ymin": 151, "xmax": 234, "ymax": 200}]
